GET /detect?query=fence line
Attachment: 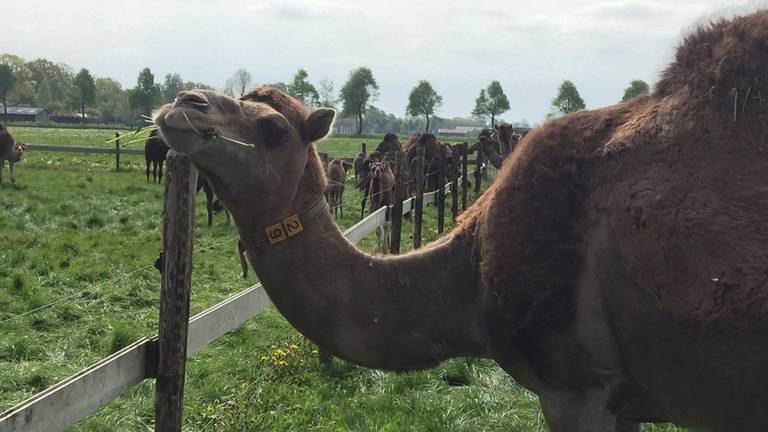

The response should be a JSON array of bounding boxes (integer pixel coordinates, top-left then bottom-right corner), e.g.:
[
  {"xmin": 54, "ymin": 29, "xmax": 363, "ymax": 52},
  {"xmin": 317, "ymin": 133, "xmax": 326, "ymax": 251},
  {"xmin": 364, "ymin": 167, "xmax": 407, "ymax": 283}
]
[
  {"xmin": 25, "ymin": 144, "xmax": 144, "ymax": 155},
  {"xmin": 0, "ymin": 158, "xmax": 490, "ymax": 432}
]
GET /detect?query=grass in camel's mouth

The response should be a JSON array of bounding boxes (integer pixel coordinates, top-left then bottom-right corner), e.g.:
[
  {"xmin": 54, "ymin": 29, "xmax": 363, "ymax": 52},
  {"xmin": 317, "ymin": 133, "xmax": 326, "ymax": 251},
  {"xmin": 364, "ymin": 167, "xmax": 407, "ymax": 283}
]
[{"xmin": 103, "ymin": 112, "xmax": 256, "ymax": 150}]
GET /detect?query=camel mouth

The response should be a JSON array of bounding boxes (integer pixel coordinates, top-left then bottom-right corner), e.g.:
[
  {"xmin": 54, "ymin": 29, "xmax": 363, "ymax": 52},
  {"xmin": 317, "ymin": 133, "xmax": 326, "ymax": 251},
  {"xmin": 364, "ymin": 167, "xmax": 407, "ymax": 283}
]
[{"xmin": 153, "ymin": 105, "xmax": 215, "ymax": 156}]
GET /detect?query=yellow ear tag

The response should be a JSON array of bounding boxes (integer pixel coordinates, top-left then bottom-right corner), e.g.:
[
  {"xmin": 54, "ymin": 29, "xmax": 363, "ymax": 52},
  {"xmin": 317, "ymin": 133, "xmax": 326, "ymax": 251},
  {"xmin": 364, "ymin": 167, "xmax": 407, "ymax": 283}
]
[
  {"xmin": 265, "ymin": 215, "xmax": 303, "ymax": 245},
  {"xmin": 266, "ymin": 222, "xmax": 288, "ymax": 245},
  {"xmin": 283, "ymin": 215, "xmax": 303, "ymax": 237}
]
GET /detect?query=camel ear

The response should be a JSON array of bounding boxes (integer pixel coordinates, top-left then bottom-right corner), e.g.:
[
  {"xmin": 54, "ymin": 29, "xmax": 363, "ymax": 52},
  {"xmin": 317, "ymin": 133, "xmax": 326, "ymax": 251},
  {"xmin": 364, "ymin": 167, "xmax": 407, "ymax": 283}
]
[
  {"xmin": 257, "ymin": 113, "xmax": 292, "ymax": 145},
  {"xmin": 304, "ymin": 108, "xmax": 335, "ymax": 144}
]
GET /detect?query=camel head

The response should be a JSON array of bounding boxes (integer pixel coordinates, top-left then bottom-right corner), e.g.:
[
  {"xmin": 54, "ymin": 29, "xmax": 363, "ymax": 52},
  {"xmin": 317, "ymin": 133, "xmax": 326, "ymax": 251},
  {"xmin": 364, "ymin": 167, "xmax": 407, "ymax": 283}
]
[
  {"xmin": 154, "ymin": 88, "xmax": 335, "ymax": 217},
  {"xmin": 11, "ymin": 143, "xmax": 24, "ymax": 162}
]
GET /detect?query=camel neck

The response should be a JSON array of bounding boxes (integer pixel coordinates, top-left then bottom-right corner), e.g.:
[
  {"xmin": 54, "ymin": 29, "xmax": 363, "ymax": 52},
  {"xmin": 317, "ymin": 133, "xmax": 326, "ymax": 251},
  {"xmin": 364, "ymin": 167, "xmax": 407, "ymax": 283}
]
[{"xmin": 237, "ymin": 192, "xmax": 486, "ymax": 371}]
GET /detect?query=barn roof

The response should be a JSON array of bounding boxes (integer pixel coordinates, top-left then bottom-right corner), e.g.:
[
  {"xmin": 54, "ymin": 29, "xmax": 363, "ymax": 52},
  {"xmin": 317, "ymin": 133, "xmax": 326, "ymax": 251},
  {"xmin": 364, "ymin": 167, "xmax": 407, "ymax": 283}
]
[{"xmin": 1, "ymin": 106, "xmax": 48, "ymax": 115}]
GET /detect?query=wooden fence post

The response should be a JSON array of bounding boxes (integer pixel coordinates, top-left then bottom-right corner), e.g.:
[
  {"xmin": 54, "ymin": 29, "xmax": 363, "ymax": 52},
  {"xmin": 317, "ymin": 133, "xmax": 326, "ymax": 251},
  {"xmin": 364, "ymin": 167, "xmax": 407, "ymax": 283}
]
[
  {"xmin": 390, "ymin": 151, "xmax": 405, "ymax": 254},
  {"xmin": 413, "ymin": 147, "xmax": 425, "ymax": 249},
  {"xmin": 461, "ymin": 144, "xmax": 469, "ymax": 211},
  {"xmin": 436, "ymin": 149, "xmax": 446, "ymax": 234},
  {"xmin": 115, "ymin": 132, "xmax": 121, "ymax": 172},
  {"xmin": 155, "ymin": 151, "xmax": 197, "ymax": 432},
  {"xmin": 451, "ymin": 145, "xmax": 460, "ymax": 221},
  {"xmin": 474, "ymin": 148, "xmax": 483, "ymax": 194}
]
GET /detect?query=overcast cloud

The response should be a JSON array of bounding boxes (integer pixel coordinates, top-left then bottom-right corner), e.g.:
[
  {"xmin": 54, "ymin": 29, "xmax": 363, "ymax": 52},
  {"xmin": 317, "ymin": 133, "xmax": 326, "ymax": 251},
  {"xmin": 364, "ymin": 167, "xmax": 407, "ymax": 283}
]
[{"xmin": 3, "ymin": 0, "xmax": 765, "ymax": 122}]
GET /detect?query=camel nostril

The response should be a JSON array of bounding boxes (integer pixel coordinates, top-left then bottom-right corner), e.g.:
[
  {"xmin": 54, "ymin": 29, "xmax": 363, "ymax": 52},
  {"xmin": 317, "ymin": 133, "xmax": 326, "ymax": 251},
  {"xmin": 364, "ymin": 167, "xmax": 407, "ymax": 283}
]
[{"xmin": 175, "ymin": 91, "xmax": 209, "ymax": 109}]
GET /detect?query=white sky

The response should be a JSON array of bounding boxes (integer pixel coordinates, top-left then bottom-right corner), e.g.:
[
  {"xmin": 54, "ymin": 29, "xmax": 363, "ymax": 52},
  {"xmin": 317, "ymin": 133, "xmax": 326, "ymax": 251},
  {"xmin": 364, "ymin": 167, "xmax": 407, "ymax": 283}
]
[{"xmin": 3, "ymin": 0, "xmax": 763, "ymax": 122}]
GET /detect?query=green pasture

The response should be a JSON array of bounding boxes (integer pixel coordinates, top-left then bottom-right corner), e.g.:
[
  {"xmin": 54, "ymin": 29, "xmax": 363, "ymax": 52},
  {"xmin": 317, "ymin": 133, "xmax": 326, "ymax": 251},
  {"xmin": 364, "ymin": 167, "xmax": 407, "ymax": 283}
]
[{"xmin": 0, "ymin": 127, "xmax": 683, "ymax": 431}]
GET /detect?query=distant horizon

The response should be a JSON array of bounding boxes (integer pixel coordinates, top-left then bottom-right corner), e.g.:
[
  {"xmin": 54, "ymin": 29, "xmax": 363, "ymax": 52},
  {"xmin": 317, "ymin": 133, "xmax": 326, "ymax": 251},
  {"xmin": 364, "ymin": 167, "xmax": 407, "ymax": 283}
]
[{"xmin": 3, "ymin": 0, "xmax": 762, "ymax": 123}]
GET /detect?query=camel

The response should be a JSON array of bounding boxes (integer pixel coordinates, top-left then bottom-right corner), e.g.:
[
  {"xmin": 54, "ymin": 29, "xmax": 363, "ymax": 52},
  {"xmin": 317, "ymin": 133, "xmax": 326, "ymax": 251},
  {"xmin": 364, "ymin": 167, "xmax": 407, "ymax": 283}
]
[
  {"xmin": 197, "ymin": 175, "xmax": 230, "ymax": 227},
  {"xmin": 0, "ymin": 125, "xmax": 24, "ymax": 184},
  {"xmin": 325, "ymin": 158, "xmax": 351, "ymax": 219},
  {"xmin": 495, "ymin": 122, "xmax": 519, "ymax": 158},
  {"xmin": 353, "ymin": 152, "xmax": 365, "ymax": 184},
  {"xmin": 403, "ymin": 133, "xmax": 446, "ymax": 192},
  {"xmin": 374, "ymin": 132, "xmax": 401, "ymax": 158},
  {"xmin": 469, "ymin": 129, "xmax": 503, "ymax": 169},
  {"xmin": 144, "ymin": 129, "xmax": 169, "ymax": 183},
  {"xmin": 366, "ymin": 161, "xmax": 395, "ymax": 252},
  {"xmin": 155, "ymin": 12, "xmax": 768, "ymax": 430}
]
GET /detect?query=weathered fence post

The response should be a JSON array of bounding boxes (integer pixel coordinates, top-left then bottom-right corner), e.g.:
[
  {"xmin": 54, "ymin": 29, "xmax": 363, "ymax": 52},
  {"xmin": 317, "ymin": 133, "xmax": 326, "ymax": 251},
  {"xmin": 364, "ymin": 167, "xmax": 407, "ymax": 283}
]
[
  {"xmin": 115, "ymin": 132, "xmax": 121, "ymax": 172},
  {"xmin": 451, "ymin": 145, "xmax": 460, "ymax": 221},
  {"xmin": 390, "ymin": 151, "xmax": 405, "ymax": 254},
  {"xmin": 361, "ymin": 142, "xmax": 366, "ymax": 157},
  {"xmin": 155, "ymin": 151, "xmax": 197, "ymax": 432},
  {"xmin": 436, "ymin": 149, "xmax": 446, "ymax": 234},
  {"xmin": 461, "ymin": 143, "xmax": 469, "ymax": 211},
  {"xmin": 474, "ymin": 148, "xmax": 483, "ymax": 194},
  {"xmin": 413, "ymin": 146, "xmax": 425, "ymax": 249}
]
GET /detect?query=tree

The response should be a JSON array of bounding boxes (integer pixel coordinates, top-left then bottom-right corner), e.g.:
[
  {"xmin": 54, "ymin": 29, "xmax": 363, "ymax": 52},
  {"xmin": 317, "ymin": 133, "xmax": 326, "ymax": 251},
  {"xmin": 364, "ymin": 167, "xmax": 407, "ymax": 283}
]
[
  {"xmin": 0, "ymin": 54, "xmax": 36, "ymax": 106},
  {"xmin": 94, "ymin": 78, "xmax": 130, "ymax": 124},
  {"xmin": 318, "ymin": 78, "xmax": 337, "ymax": 109},
  {"xmin": 552, "ymin": 80, "xmax": 586, "ymax": 114},
  {"xmin": 287, "ymin": 69, "xmax": 319, "ymax": 107},
  {"xmin": 472, "ymin": 81, "xmax": 510, "ymax": 127},
  {"xmin": 406, "ymin": 80, "xmax": 443, "ymax": 132},
  {"xmin": 73, "ymin": 69, "xmax": 95, "ymax": 124},
  {"xmin": 129, "ymin": 68, "xmax": 160, "ymax": 117},
  {"xmin": 183, "ymin": 81, "xmax": 216, "ymax": 92},
  {"xmin": 621, "ymin": 79, "xmax": 650, "ymax": 102},
  {"xmin": 472, "ymin": 89, "xmax": 489, "ymax": 123},
  {"xmin": 0, "ymin": 64, "xmax": 16, "ymax": 119},
  {"xmin": 162, "ymin": 73, "xmax": 184, "ymax": 102},
  {"xmin": 26, "ymin": 59, "xmax": 73, "ymax": 107},
  {"xmin": 340, "ymin": 67, "xmax": 379, "ymax": 135},
  {"xmin": 225, "ymin": 69, "xmax": 252, "ymax": 96}
]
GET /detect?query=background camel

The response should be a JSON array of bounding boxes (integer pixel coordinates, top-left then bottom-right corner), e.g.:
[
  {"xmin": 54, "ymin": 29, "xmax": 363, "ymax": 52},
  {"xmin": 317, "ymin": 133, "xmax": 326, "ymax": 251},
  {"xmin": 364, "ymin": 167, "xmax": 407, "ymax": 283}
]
[
  {"xmin": 325, "ymin": 158, "xmax": 351, "ymax": 218},
  {"xmin": 366, "ymin": 161, "xmax": 394, "ymax": 252},
  {"xmin": 144, "ymin": 129, "xmax": 169, "ymax": 183},
  {"xmin": 155, "ymin": 12, "xmax": 768, "ymax": 431},
  {"xmin": 0, "ymin": 125, "xmax": 24, "ymax": 184}
]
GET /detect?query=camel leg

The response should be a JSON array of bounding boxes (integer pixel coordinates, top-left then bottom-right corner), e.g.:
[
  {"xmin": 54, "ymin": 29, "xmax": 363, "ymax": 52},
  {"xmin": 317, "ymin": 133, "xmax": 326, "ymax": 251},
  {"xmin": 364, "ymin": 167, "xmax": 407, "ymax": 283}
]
[
  {"xmin": 152, "ymin": 161, "xmax": 158, "ymax": 183},
  {"xmin": 383, "ymin": 221, "xmax": 390, "ymax": 253},
  {"xmin": 539, "ymin": 389, "xmax": 640, "ymax": 432},
  {"xmin": 9, "ymin": 161, "xmax": 14, "ymax": 184},
  {"xmin": 158, "ymin": 160, "xmax": 165, "ymax": 183},
  {"xmin": 225, "ymin": 209, "xmax": 231, "ymax": 226},
  {"xmin": 145, "ymin": 158, "xmax": 150, "ymax": 182},
  {"xmin": 339, "ymin": 188, "xmax": 344, "ymax": 219},
  {"xmin": 0, "ymin": 160, "xmax": 4, "ymax": 183},
  {"xmin": 237, "ymin": 240, "xmax": 248, "ymax": 278},
  {"xmin": 205, "ymin": 188, "xmax": 214, "ymax": 227},
  {"xmin": 376, "ymin": 226, "xmax": 383, "ymax": 253}
]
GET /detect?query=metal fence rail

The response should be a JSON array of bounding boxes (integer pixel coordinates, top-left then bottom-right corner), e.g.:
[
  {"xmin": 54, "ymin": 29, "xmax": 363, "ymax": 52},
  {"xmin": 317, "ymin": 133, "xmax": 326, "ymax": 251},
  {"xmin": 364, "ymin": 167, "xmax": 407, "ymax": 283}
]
[{"xmin": 25, "ymin": 144, "xmax": 144, "ymax": 155}]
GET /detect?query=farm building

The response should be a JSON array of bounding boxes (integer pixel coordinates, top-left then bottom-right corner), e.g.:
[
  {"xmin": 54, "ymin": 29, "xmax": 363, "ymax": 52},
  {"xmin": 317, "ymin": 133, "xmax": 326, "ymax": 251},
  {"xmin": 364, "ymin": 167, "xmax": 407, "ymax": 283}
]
[
  {"xmin": 437, "ymin": 126, "xmax": 483, "ymax": 137},
  {"xmin": 0, "ymin": 106, "xmax": 51, "ymax": 122}
]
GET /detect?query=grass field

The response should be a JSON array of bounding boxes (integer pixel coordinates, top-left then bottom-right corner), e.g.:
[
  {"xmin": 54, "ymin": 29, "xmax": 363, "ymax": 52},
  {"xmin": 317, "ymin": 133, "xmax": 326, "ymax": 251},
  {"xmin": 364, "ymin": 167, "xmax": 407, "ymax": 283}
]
[{"xmin": 0, "ymin": 127, "xmax": 684, "ymax": 431}]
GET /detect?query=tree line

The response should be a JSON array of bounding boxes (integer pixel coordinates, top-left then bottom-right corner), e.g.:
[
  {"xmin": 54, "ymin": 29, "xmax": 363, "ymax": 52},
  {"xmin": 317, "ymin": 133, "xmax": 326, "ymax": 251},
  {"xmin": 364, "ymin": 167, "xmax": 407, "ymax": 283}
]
[{"xmin": 0, "ymin": 52, "xmax": 650, "ymax": 132}]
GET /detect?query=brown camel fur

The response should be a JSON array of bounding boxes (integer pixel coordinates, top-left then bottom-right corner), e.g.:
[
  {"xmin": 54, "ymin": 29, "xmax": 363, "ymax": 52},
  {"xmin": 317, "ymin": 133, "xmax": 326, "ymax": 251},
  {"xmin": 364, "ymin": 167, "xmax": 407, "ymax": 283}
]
[{"xmin": 155, "ymin": 14, "xmax": 768, "ymax": 430}]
